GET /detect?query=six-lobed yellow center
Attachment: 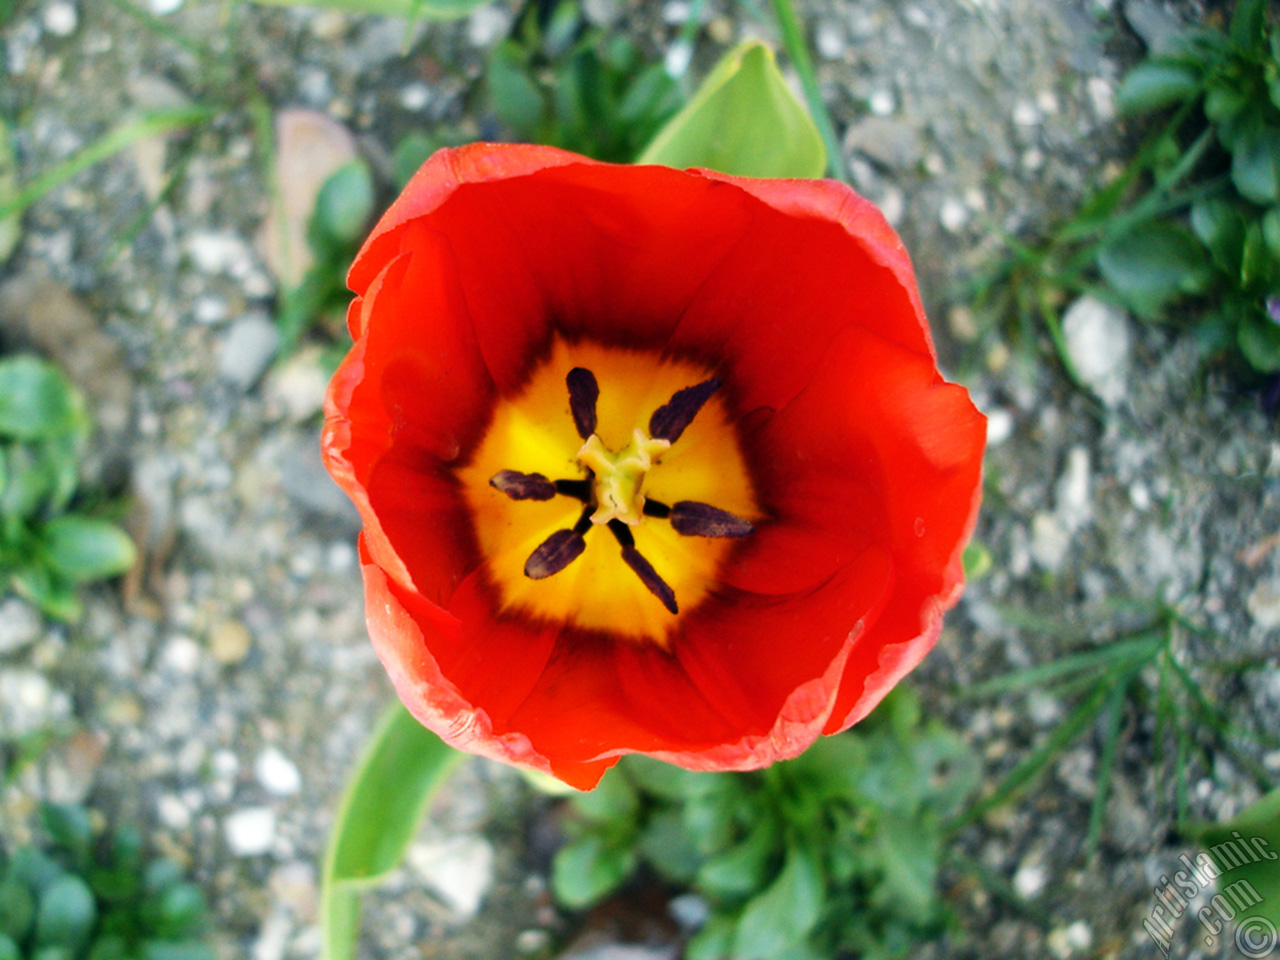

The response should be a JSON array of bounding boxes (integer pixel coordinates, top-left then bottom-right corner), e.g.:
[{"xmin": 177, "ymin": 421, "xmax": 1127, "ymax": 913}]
[{"xmin": 458, "ymin": 339, "xmax": 759, "ymax": 645}]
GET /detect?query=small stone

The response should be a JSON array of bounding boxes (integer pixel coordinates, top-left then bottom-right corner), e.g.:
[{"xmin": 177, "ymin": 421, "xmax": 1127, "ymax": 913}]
[
  {"xmin": 43, "ymin": 2, "xmax": 78, "ymax": 36},
  {"xmin": 148, "ymin": 0, "xmax": 183, "ymax": 12},
  {"xmin": 1013, "ymin": 861, "xmax": 1046, "ymax": 898},
  {"xmin": 1061, "ymin": 295, "xmax": 1131, "ymax": 406},
  {"xmin": 516, "ymin": 930, "xmax": 551, "ymax": 953},
  {"xmin": 186, "ymin": 231, "xmax": 249, "ymax": 274},
  {"xmin": 163, "ymin": 635, "xmax": 201, "ymax": 674},
  {"xmin": 218, "ymin": 317, "xmax": 280, "ymax": 389},
  {"xmin": 1055, "ymin": 446, "xmax": 1092, "ymax": 532},
  {"xmin": 1247, "ymin": 581, "xmax": 1280, "ymax": 630},
  {"xmin": 868, "ymin": 89, "xmax": 896, "ymax": 116},
  {"xmin": 467, "ymin": 4, "xmax": 511, "ymax": 45},
  {"xmin": 940, "ymin": 198, "xmax": 969, "ymax": 233},
  {"xmin": 265, "ymin": 348, "xmax": 328, "ymax": 421},
  {"xmin": 1046, "ymin": 921, "xmax": 1092, "ymax": 959},
  {"xmin": 986, "ymin": 408, "xmax": 1014, "ymax": 447},
  {"xmin": 0, "ymin": 598, "xmax": 42, "ymax": 654},
  {"xmin": 255, "ymin": 746, "xmax": 302, "ymax": 797},
  {"xmin": 209, "ymin": 620, "xmax": 252, "ymax": 665},
  {"xmin": 225, "ymin": 806, "xmax": 276, "ymax": 856},
  {"xmin": 270, "ymin": 861, "xmax": 318, "ymax": 921},
  {"xmin": 815, "ymin": 22, "xmax": 844, "ymax": 59},
  {"xmin": 1013, "ymin": 101, "xmax": 1040, "ymax": 126},
  {"xmin": 0, "ymin": 670, "xmax": 71, "ymax": 736},
  {"xmin": 1030, "ymin": 513, "xmax": 1070, "ymax": 571},
  {"xmin": 158, "ymin": 794, "xmax": 192, "ymax": 830},
  {"xmin": 409, "ymin": 835, "xmax": 495, "ymax": 920}
]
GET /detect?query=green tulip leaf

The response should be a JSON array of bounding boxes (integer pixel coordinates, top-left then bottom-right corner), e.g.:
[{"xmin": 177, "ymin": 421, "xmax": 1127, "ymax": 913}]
[
  {"xmin": 1115, "ymin": 60, "xmax": 1202, "ymax": 115},
  {"xmin": 1183, "ymin": 788, "xmax": 1280, "ymax": 931},
  {"xmin": 1238, "ymin": 314, "xmax": 1280, "ymax": 373},
  {"xmin": 40, "ymin": 516, "xmax": 137, "ymax": 583},
  {"xmin": 321, "ymin": 701, "xmax": 463, "ymax": 960},
  {"xmin": 0, "ymin": 934, "xmax": 18, "ymax": 960},
  {"xmin": 0, "ymin": 881, "xmax": 34, "ymax": 940},
  {"xmin": 246, "ymin": 0, "xmax": 488, "ymax": 19},
  {"xmin": 11, "ymin": 565, "xmax": 82, "ymax": 622},
  {"xmin": 638, "ymin": 41, "xmax": 826, "ymax": 178},
  {"xmin": 0, "ymin": 356, "xmax": 85, "ymax": 441}
]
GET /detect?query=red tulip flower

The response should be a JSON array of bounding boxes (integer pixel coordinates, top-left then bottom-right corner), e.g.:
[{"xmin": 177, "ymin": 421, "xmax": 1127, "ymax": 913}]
[{"xmin": 323, "ymin": 143, "xmax": 985, "ymax": 789}]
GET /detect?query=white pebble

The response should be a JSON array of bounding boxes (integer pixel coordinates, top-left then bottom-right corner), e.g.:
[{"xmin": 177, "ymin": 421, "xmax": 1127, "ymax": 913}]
[
  {"xmin": 985, "ymin": 408, "xmax": 1014, "ymax": 447},
  {"xmin": 1055, "ymin": 446, "xmax": 1092, "ymax": 533},
  {"xmin": 1062, "ymin": 295, "xmax": 1131, "ymax": 406},
  {"xmin": 466, "ymin": 5, "xmax": 510, "ymax": 46},
  {"xmin": 163, "ymin": 635, "xmax": 202, "ymax": 674},
  {"xmin": 0, "ymin": 598, "xmax": 43, "ymax": 654},
  {"xmin": 43, "ymin": 2, "xmax": 78, "ymax": 36},
  {"xmin": 939, "ymin": 198, "xmax": 969, "ymax": 233},
  {"xmin": 225, "ymin": 807, "xmax": 277, "ymax": 856},
  {"xmin": 409, "ymin": 835, "xmax": 495, "ymax": 919},
  {"xmin": 1013, "ymin": 862, "xmax": 1047, "ymax": 898},
  {"xmin": 149, "ymin": 0, "xmax": 183, "ymax": 12},
  {"xmin": 157, "ymin": 794, "xmax": 192, "ymax": 830},
  {"xmin": 1013, "ymin": 100, "xmax": 1039, "ymax": 127},
  {"xmin": 815, "ymin": 23, "xmax": 845, "ymax": 60},
  {"xmin": 868, "ymin": 89, "xmax": 896, "ymax": 116},
  {"xmin": 255, "ymin": 747, "xmax": 302, "ymax": 797},
  {"xmin": 399, "ymin": 83, "xmax": 431, "ymax": 111}
]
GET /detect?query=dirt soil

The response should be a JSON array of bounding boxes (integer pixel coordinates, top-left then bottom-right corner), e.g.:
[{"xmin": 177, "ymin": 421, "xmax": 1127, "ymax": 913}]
[{"xmin": 1, "ymin": 0, "xmax": 1277, "ymax": 958}]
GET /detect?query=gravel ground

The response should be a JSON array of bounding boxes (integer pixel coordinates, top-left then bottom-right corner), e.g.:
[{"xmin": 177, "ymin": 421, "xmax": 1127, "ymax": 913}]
[{"xmin": 2, "ymin": 0, "xmax": 1277, "ymax": 958}]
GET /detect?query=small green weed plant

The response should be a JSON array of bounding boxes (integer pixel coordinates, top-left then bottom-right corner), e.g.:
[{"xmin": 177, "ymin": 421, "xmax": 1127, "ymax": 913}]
[
  {"xmin": 0, "ymin": 355, "xmax": 135, "ymax": 621},
  {"xmin": 972, "ymin": 0, "xmax": 1280, "ymax": 383},
  {"xmin": 552, "ymin": 688, "xmax": 980, "ymax": 960},
  {"xmin": 0, "ymin": 804, "xmax": 214, "ymax": 960}
]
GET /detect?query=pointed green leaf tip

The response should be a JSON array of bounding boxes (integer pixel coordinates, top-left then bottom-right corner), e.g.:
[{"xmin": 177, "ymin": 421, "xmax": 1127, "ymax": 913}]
[
  {"xmin": 638, "ymin": 41, "xmax": 826, "ymax": 179},
  {"xmin": 321, "ymin": 702, "xmax": 463, "ymax": 960}
]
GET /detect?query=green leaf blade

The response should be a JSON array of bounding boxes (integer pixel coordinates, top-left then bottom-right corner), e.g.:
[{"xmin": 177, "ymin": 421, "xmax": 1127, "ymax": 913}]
[
  {"xmin": 40, "ymin": 516, "xmax": 137, "ymax": 583},
  {"xmin": 321, "ymin": 702, "xmax": 463, "ymax": 960},
  {"xmin": 638, "ymin": 42, "xmax": 826, "ymax": 179}
]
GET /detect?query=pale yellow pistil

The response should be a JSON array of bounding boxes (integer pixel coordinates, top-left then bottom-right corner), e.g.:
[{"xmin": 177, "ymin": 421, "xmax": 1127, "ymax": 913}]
[{"xmin": 576, "ymin": 429, "xmax": 671, "ymax": 527}]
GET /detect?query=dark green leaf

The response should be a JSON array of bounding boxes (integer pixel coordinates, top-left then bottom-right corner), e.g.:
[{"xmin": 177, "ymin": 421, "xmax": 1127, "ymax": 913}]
[
  {"xmin": 1263, "ymin": 207, "xmax": 1280, "ymax": 261},
  {"xmin": 1229, "ymin": 0, "xmax": 1265, "ymax": 49},
  {"xmin": 1115, "ymin": 60, "xmax": 1202, "ymax": 114},
  {"xmin": 639, "ymin": 809, "xmax": 703, "ymax": 884},
  {"xmin": 321, "ymin": 702, "xmax": 462, "ymax": 960},
  {"xmin": 551, "ymin": 833, "xmax": 636, "ymax": 908},
  {"xmin": 622, "ymin": 755, "xmax": 725, "ymax": 801},
  {"xmin": 682, "ymin": 790, "xmax": 738, "ymax": 857},
  {"xmin": 571, "ymin": 765, "xmax": 640, "ymax": 823},
  {"xmin": 487, "ymin": 41, "xmax": 544, "ymax": 138},
  {"xmin": 1097, "ymin": 220, "xmax": 1212, "ymax": 317},
  {"xmin": 40, "ymin": 804, "xmax": 93, "ymax": 868},
  {"xmin": 11, "ymin": 565, "xmax": 81, "ymax": 621},
  {"xmin": 1238, "ymin": 314, "xmax": 1280, "ymax": 372},
  {"xmin": 696, "ymin": 817, "xmax": 779, "ymax": 899},
  {"xmin": 0, "ymin": 880, "xmax": 34, "ymax": 939},
  {"xmin": 1231, "ymin": 125, "xmax": 1280, "ymax": 205},
  {"xmin": 0, "ymin": 116, "xmax": 19, "ymax": 265},
  {"xmin": 139, "ymin": 942, "xmax": 216, "ymax": 960},
  {"xmin": 313, "ymin": 161, "xmax": 373, "ymax": 245},
  {"xmin": 1190, "ymin": 197, "xmax": 1246, "ymax": 276},
  {"xmin": 40, "ymin": 515, "xmax": 137, "ymax": 583},
  {"xmin": 733, "ymin": 845, "xmax": 824, "ymax": 959},
  {"xmin": 684, "ymin": 915, "xmax": 735, "ymax": 960},
  {"xmin": 871, "ymin": 814, "xmax": 941, "ymax": 924},
  {"xmin": 153, "ymin": 883, "xmax": 206, "ymax": 936},
  {"xmin": 7, "ymin": 846, "xmax": 64, "ymax": 894},
  {"xmin": 86, "ymin": 936, "xmax": 129, "ymax": 960},
  {"xmin": 391, "ymin": 134, "xmax": 435, "ymax": 190},
  {"xmin": 34, "ymin": 875, "xmax": 96, "ymax": 949},
  {"xmin": 0, "ymin": 357, "xmax": 84, "ymax": 440},
  {"xmin": 1242, "ymin": 221, "xmax": 1279, "ymax": 290},
  {"xmin": 1, "ymin": 443, "xmax": 61, "ymax": 520},
  {"xmin": 638, "ymin": 42, "xmax": 825, "ymax": 178},
  {"xmin": 0, "ymin": 934, "xmax": 18, "ymax": 960}
]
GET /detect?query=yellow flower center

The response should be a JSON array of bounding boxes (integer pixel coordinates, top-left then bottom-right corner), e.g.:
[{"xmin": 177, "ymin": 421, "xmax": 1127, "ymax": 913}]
[{"xmin": 458, "ymin": 339, "xmax": 759, "ymax": 646}]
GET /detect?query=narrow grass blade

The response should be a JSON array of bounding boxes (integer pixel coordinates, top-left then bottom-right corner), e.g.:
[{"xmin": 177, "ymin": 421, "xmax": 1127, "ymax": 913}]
[
  {"xmin": 961, "ymin": 631, "xmax": 1163, "ymax": 699},
  {"xmin": 321, "ymin": 701, "xmax": 464, "ymax": 960},
  {"xmin": 954, "ymin": 683, "xmax": 1110, "ymax": 831},
  {"xmin": 0, "ymin": 108, "xmax": 214, "ymax": 222},
  {"xmin": 1085, "ymin": 674, "xmax": 1131, "ymax": 853}
]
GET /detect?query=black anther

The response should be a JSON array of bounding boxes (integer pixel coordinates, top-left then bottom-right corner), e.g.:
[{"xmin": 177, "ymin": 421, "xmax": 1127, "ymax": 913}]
[
  {"xmin": 649, "ymin": 378, "xmax": 720, "ymax": 443},
  {"xmin": 567, "ymin": 367, "xmax": 600, "ymax": 440},
  {"xmin": 490, "ymin": 470, "xmax": 557, "ymax": 501},
  {"xmin": 670, "ymin": 501, "xmax": 754, "ymax": 538}
]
